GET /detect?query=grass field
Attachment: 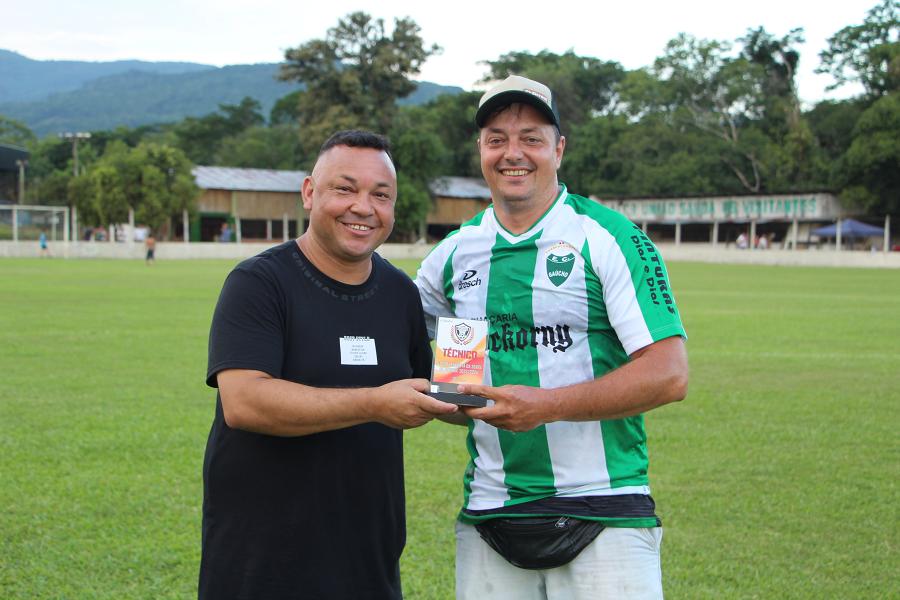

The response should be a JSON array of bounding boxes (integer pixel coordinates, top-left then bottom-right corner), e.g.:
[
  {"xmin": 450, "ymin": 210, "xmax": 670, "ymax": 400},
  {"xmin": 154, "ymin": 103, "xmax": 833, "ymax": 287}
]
[{"xmin": 1, "ymin": 257, "xmax": 898, "ymax": 599}]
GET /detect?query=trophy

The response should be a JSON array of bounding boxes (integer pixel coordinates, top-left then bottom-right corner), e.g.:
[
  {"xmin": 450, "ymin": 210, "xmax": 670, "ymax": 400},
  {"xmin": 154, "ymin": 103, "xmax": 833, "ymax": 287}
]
[{"xmin": 429, "ymin": 317, "xmax": 488, "ymax": 407}]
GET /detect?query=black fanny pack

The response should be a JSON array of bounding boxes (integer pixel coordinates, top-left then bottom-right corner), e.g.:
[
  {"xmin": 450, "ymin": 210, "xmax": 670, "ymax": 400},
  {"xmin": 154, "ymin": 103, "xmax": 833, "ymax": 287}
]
[{"xmin": 474, "ymin": 516, "xmax": 606, "ymax": 570}]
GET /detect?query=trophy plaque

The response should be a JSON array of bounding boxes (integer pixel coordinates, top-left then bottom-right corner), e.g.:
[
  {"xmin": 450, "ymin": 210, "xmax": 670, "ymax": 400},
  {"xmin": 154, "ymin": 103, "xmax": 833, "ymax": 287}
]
[{"xmin": 429, "ymin": 317, "xmax": 488, "ymax": 407}]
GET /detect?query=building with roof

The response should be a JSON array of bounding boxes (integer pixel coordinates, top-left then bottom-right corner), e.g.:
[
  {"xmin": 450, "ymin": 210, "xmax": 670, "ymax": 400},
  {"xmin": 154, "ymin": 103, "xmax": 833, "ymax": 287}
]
[
  {"xmin": 425, "ymin": 176, "xmax": 491, "ymax": 239},
  {"xmin": 596, "ymin": 191, "xmax": 851, "ymax": 249},
  {"xmin": 192, "ymin": 166, "xmax": 306, "ymax": 242}
]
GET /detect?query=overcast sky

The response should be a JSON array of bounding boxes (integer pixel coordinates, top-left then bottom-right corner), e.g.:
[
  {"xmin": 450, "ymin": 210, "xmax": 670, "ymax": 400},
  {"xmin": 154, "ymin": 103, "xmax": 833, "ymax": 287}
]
[{"xmin": 5, "ymin": 0, "xmax": 876, "ymax": 103}]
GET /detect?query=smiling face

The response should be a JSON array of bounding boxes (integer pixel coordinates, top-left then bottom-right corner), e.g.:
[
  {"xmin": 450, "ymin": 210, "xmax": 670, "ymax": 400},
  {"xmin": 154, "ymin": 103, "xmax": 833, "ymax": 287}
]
[
  {"xmin": 478, "ymin": 102, "xmax": 565, "ymax": 229},
  {"xmin": 300, "ymin": 145, "xmax": 396, "ymax": 282}
]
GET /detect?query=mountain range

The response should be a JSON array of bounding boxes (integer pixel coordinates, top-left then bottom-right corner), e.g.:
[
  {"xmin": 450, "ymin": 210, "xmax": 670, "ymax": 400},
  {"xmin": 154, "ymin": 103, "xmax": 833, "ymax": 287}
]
[{"xmin": 0, "ymin": 50, "xmax": 462, "ymax": 136}]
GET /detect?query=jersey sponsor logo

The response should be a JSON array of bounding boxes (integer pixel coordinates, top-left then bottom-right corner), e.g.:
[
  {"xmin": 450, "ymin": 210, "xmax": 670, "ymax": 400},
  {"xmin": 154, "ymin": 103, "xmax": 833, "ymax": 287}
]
[
  {"xmin": 486, "ymin": 312, "xmax": 518, "ymax": 324},
  {"xmin": 469, "ymin": 312, "xmax": 519, "ymax": 324},
  {"xmin": 629, "ymin": 227, "xmax": 676, "ymax": 315},
  {"xmin": 457, "ymin": 269, "xmax": 482, "ymax": 291},
  {"xmin": 451, "ymin": 322, "xmax": 475, "ymax": 345},
  {"xmin": 545, "ymin": 242, "xmax": 578, "ymax": 287},
  {"xmin": 488, "ymin": 322, "xmax": 573, "ymax": 354}
]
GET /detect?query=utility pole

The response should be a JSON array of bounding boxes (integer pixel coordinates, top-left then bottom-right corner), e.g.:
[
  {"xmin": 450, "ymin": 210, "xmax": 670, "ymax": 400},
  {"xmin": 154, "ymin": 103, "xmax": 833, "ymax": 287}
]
[
  {"xmin": 60, "ymin": 132, "xmax": 91, "ymax": 176},
  {"xmin": 59, "ymin": 132, "xmax": 91, "ymax": 242},
  {"xmin": 15, "ymin": 159, "xmax": 27, "ymax": 203}
]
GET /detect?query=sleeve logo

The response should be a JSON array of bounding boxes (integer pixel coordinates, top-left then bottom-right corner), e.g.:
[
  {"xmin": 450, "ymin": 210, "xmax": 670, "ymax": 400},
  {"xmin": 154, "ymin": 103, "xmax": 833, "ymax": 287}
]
[{"xmin": 457, "ymin": 269, "xmax": 482, "ymax": 291}]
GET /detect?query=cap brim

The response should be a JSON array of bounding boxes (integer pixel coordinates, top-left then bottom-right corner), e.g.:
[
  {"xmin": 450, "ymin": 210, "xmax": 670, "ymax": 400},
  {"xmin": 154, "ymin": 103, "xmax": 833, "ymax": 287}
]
[{"xmin": 475, "ymin": 91, "xmax": 560, "ymax": 129}]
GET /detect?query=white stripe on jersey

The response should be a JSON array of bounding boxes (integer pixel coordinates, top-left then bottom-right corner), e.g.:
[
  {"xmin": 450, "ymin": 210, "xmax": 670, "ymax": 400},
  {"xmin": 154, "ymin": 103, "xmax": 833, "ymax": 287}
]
[
  {"xmin": 417, "ymin": 238, "xmax": 456, "ymax": 339},
  {"xmin": 466, "ymin": 420, "xmax": 510, "ymax": 509},
  {"xmin": 582, "ymin": 216, "xmax": 655, "ymax": 355}
]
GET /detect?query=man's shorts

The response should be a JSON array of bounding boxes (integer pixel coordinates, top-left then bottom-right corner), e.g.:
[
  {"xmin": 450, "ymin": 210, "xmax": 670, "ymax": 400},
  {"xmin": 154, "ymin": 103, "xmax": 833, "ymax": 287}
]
[{"xmin": 455, "ymin": 520, "xmax": 663, "ymax": 600}]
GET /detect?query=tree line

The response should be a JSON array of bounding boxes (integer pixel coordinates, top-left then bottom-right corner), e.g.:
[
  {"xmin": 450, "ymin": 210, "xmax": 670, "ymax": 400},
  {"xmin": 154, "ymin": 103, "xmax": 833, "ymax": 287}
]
[{"xmin": 1, "ymin": 1, "xmax": 897, "ymax": 239}]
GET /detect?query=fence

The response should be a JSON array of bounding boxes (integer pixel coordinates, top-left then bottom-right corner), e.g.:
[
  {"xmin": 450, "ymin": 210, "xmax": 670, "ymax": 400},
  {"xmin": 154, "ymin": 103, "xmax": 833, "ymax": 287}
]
[{"xmin": 0, "ymin": 204, "xmax": 897, "ymax": 268}]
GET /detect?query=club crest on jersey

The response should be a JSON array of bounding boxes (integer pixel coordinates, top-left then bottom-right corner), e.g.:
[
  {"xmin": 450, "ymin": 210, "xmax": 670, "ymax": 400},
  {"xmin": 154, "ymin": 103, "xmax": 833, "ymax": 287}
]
[
  {"xmin": 545, "ymin": 242, "xmax": 578, "ymax": 287},
  {"xmin": 451, "ymin": 322, "xmax": 474, "ymax": 345}
]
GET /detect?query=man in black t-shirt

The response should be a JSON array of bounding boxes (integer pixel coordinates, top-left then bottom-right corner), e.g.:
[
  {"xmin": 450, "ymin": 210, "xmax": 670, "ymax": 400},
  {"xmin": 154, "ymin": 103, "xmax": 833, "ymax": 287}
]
[{"xmin": 200, "ymin": 130, "xmax": 459, "ymax": 600}]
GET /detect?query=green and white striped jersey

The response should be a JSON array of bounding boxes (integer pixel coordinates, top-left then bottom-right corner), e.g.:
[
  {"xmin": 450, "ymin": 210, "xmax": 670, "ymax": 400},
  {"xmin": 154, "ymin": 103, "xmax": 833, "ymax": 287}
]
[{"xmin": 415, "ymin": 185, "xmax": 685, "ymax": 515}]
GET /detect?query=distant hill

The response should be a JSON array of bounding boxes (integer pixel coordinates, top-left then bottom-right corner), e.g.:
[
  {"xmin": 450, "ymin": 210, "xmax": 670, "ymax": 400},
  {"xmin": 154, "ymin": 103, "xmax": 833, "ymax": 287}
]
[
  {"xmin": 0, "ymin": 50, "xmax": 463, "ymax": 136},
  {"xmin": 398, "ymin": 81, "xmax": 463, "ymax": 106},
  {"xmin": 0, "ymin": 49, "xmax": 213, "ymax": 103},
  {"xmin": 1, "ymin": 63, "xmax": 302, "ymax": 135}
]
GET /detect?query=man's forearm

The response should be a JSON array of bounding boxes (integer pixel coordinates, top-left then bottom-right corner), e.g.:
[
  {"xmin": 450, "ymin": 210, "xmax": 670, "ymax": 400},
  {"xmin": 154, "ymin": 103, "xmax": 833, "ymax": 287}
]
[
  {"xmin": 219, "ymin": 371, "xmax": 377, "ymax": 437},
  {"xmin": 218, "ymin": 369, "xmax": 458, "ymax": 436},
  {"xmin": 546, "ymin": 338, "xmax": 688, "ymax": 422},
  {"xmin": 459, "ymin": 337, "xmax": 688, "ymax": 431}
]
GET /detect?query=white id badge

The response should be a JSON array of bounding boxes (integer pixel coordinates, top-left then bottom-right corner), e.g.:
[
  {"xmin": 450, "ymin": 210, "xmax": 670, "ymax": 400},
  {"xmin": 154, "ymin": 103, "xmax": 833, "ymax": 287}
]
[{"xmin": 339, "ymin": 336, "xmax": 378, "ymax": 365}]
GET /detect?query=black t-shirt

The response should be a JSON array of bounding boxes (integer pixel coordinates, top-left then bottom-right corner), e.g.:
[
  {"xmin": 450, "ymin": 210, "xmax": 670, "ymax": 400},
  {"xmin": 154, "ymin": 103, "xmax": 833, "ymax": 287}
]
[{"xmin": 199, "ymin": 241, "xmax": 432, "ymax": 600}]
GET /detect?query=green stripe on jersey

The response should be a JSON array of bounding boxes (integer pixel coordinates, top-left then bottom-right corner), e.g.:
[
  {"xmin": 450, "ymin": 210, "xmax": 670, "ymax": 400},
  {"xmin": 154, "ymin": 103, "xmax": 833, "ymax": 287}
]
[
  {"xmin": 601, "ymin": 414, "xmax": 649, "ymax": 488},
  {"xmin": 462, "ymin": 419, "xmax": 479, "ymax": 507},
  {"xmin": 486, "ymin": 231, "xmax": 556, "ymax": 503},
  {"xmin": 442, "ymin": 246, "xmax": 457, "ymax": 314}
]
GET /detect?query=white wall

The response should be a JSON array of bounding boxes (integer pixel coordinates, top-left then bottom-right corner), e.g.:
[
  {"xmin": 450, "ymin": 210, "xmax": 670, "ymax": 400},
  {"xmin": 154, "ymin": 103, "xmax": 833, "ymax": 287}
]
[
  {"xmin": 1, "ymin": 241, "xmax": 898, "ymax": 268},
  {"xmin": 0, "ymin": 240, "xmax": 433, "ymax": 261},
  {"xmin": 654, "ymin": 243, "xmax": 900, "ymax": 269}
]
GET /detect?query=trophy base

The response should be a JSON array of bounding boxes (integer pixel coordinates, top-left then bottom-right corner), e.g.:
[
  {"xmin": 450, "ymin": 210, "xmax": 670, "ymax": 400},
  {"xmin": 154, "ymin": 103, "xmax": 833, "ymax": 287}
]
[{"xmin": 428, "ymin": 391, "xmax": 487, "ymax": 407}]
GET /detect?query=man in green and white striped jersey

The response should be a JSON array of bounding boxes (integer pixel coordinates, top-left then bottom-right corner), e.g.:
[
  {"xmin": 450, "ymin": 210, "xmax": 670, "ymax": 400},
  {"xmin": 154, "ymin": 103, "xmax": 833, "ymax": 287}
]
[{"xmin": 415, "ymin": 75, "xmax": 689, "ymax": 599}]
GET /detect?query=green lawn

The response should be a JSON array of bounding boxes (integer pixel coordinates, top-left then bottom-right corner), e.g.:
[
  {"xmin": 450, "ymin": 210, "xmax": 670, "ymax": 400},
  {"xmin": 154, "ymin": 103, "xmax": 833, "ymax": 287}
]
[{"xmin": 1, "ymin": 257, "xmax": 897, "ymax": 599}]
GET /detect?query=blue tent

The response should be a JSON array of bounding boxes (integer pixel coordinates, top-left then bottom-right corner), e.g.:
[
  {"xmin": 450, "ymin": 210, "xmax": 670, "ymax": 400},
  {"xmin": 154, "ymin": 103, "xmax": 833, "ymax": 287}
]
[{"xmin": 811, "ymin": 218, "xmax": 885, "ymax": 238}]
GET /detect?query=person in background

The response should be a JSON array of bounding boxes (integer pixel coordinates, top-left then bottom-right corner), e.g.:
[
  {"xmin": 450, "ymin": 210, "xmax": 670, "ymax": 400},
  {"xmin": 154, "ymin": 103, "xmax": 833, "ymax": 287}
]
[
  {"xmin": 39, "ymin": 230, "xmax": 49, "ymax": 257},
  {"xmin": 218, "ymin": 223, "xmax": 233, "ymax": 243},
  {"xmin": 145, "ymin": 232, "xmax": 156, "ymax": 265}
]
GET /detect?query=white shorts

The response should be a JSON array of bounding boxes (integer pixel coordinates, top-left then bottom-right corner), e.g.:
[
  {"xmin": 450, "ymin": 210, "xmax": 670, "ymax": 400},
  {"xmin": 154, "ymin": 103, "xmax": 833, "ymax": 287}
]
[{"xmin": 455, "ymin": 520, "xmax": 663, "ymax": 600}]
